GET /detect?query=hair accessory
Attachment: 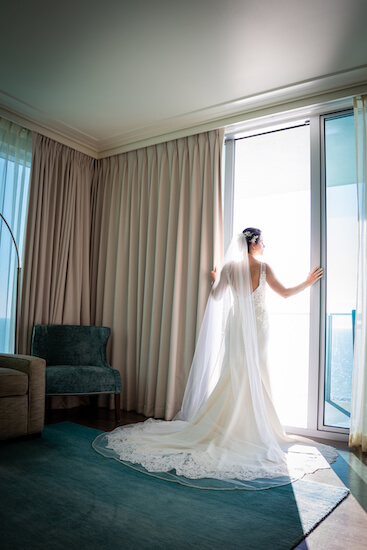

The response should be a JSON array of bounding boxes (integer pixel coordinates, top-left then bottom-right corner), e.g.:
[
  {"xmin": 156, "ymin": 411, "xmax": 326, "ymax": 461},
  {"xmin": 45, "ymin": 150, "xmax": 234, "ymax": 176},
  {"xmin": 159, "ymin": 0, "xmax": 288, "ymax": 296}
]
[{"xmin": 243, "ymin": 231, "xmax": 259, "ymax": 244}]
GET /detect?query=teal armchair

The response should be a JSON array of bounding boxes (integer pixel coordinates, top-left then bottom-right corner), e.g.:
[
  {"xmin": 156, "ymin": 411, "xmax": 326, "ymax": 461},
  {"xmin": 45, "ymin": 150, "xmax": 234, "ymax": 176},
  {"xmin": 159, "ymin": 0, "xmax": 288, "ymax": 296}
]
[{"xmin": 31, "ymin": 325, "xmax": 121, "ymax": 422}]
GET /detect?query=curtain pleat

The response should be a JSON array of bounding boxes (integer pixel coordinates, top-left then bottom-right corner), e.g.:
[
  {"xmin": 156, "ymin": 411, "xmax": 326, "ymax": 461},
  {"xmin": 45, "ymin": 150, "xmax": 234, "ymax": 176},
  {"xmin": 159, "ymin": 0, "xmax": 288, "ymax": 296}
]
[
  {"xmin": 19, "ymin": 134, "xmax": 95, "ymax": 354},
  {"xmin": 91, "ymin": 130, "xmax": 224, "ymax": 419}
]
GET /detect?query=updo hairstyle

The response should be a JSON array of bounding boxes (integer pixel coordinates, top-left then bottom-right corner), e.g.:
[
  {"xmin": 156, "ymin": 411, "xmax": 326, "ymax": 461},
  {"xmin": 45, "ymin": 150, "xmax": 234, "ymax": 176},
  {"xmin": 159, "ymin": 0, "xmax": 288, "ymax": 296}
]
[{"xmin": 242, "ymin": 227, "xmax": 261, "ymax": 252}]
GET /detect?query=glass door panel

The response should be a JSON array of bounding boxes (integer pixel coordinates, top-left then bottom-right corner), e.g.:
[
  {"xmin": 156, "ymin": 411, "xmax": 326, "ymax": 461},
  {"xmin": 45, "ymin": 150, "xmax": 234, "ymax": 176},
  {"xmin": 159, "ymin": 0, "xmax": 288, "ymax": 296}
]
[
  {"xmin": 233, "ymin": 123, "xmax": 310, "ymax": 428},
  {"xmin": 323, "ymin": 113, "xmax": 357, "ymax": 429}
]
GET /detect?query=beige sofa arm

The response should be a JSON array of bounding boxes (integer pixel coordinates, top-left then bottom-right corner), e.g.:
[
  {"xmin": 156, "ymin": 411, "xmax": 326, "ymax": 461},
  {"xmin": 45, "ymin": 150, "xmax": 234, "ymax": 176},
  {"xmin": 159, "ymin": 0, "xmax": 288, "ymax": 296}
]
[
  {"xmin": 0, "ymin": 353, "xmax": 45, "ymax": 374},
  {"xmin": 0, "ymin": 353, "xmax": 46, "ymax": 435}
]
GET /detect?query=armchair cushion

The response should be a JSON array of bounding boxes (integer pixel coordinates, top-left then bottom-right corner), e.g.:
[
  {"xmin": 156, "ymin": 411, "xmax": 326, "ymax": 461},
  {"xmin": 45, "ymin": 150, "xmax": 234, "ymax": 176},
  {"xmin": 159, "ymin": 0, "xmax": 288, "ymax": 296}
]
[
  {"xmin": 45, "ymin": 365, "xmax": 120, "ymax": 395},
  {"xmin": 0, "ymin": 367, "xmax": 28, "ymax": 397}
]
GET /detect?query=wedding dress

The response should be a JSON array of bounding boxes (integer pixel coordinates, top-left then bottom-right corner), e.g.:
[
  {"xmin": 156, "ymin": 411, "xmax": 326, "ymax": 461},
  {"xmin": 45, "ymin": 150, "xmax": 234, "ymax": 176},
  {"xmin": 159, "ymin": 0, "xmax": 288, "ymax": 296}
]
[{"xmin": 93, "ymin": 234, "xmax": 337, "ymax": 489}]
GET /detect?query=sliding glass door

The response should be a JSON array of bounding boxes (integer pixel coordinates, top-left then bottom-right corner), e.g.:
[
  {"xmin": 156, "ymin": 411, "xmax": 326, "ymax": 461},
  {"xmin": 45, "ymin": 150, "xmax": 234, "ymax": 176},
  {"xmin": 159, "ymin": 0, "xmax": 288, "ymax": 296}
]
[
  {"xmin": 232, "ymin": 123, "xmax": 311, "ymax": 428},
  {"xmin": 322, "ymin": 112, "xmax": 357, "ymax": 430},
  {"xmin": 226, "ymin": 104, "xmax": 357, "ymax": 437}
]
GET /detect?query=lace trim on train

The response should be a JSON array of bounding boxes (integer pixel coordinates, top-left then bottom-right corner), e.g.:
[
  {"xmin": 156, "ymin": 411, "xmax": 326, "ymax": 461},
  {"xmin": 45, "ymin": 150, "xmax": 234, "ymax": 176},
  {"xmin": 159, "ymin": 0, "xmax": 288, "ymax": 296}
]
[{"xmin": 104, "ymin": 422, "xmax": 338, "ymax": 482}]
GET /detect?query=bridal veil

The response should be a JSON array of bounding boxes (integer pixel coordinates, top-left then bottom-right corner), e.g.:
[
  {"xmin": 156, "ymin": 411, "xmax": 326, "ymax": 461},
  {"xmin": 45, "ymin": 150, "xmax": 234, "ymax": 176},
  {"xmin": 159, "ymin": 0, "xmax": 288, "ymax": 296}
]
[{"xmin": 93, "ymin": 234, "xmax": 337, "ymax": 489}]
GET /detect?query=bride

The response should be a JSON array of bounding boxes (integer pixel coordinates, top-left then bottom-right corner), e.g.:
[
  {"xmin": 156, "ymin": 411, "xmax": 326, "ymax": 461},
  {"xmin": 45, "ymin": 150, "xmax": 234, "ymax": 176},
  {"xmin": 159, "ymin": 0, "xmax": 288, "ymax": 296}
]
[{"xmin": 93, "ymin": 228, "xmax": 337, "ymax": 489}]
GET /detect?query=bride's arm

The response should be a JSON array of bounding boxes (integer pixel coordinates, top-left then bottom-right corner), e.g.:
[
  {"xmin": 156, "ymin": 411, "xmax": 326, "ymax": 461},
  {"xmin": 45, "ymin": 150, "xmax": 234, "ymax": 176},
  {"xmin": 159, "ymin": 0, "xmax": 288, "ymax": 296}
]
[
  {"xmin": 266, "ymin": 264, "xmax": 323, "ymax": 298},
  {"xmin": 210, "ymin": 265, "xmax": 229, "ymax": 299}
]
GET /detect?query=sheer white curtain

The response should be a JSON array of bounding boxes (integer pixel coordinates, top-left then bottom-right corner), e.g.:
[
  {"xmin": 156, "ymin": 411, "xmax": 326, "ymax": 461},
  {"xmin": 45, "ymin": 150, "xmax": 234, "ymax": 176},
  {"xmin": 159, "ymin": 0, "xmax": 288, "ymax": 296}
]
[
  {"xmin": 0, "ymin": 118, "xmax": 32, "ymax": 353},
  {"xmin": 91, "ymin": 130, "xmax": 224, "ymax": 419},
  {"xmin": 19, "ymin": 133, "xmax": 94, "ymax": 355},
  {"xmin": 350, "ymin": 95, "xmax": 367, "ymax": 451}
]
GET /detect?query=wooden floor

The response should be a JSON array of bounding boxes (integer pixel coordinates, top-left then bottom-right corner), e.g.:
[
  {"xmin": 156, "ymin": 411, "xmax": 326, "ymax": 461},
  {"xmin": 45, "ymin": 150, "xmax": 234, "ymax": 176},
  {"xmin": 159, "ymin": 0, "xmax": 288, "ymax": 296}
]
[{"xmin": 45, "ymin": 406, "xmax": 367, "ymax": 550}]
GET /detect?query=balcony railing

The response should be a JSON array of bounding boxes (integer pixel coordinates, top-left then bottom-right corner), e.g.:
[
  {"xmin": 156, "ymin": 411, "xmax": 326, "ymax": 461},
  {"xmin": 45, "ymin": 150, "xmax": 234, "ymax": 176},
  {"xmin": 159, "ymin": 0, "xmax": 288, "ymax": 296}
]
[{"xmin": 324, "ymin": 312, "xmax": 355, "ymax": 427}]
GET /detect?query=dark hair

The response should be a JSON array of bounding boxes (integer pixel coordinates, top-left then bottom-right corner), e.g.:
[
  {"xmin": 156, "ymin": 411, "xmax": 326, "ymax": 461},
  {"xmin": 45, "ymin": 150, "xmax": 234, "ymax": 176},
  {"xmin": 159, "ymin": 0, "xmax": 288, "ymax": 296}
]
[{"xmin": 242, "ymin": 227, "xmax": 261, "ymax": 252}]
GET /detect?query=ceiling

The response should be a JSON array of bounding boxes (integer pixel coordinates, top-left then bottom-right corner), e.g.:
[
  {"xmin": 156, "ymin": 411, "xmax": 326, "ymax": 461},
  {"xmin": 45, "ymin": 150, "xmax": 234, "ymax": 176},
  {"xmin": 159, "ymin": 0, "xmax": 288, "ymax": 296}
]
[{"xmin": 1, "ymin": 0, "xmax": 367, "ymax": 158}]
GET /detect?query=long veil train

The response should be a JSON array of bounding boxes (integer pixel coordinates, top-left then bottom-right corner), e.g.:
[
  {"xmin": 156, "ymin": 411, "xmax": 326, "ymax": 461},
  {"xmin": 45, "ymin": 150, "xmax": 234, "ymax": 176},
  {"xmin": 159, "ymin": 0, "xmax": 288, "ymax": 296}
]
[{"xmin": 93, "ymin": 234, "xmax": 337, "ymax": 490}]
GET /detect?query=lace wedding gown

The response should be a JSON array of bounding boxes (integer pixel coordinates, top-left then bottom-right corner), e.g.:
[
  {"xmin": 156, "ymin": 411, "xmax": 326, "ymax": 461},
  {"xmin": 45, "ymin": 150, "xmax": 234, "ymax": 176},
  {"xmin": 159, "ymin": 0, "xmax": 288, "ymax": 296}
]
[{"xmin": 93, "ymin": 237, "xmax": 337, "ymax": 490}]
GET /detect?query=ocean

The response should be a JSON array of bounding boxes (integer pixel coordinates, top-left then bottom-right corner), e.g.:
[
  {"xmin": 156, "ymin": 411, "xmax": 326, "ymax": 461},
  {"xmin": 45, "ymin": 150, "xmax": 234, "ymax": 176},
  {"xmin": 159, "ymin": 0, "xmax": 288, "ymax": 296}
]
[
  {"xmin": 0, "ymin": 317, "xmax": 14, "ymax": 353},
  {"xmin": 0, "ymin": 318, "xmax": 354, "ymax": 405},
  {"xmin": 328, "ymin": 328, "xmax": 353, "ymax": 403}
]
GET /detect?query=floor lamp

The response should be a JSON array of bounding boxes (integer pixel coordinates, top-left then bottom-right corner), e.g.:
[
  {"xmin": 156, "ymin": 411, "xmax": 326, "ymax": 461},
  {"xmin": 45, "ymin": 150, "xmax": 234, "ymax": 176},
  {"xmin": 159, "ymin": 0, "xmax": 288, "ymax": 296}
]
[{"xmin": 0, "ymin": 213, "xmax": 21, "ymax": 354}]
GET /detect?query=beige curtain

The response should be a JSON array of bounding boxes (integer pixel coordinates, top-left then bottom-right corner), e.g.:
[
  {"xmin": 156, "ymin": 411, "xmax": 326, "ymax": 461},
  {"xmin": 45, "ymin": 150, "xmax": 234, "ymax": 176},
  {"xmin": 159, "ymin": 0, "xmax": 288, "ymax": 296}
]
[
  {"xmin": 91, "ymin": 130, "xmax": 224, "ymax": 419},
  {"xmin": 19, "ymin": 133, "xmax": 95, "ymax": 354}
]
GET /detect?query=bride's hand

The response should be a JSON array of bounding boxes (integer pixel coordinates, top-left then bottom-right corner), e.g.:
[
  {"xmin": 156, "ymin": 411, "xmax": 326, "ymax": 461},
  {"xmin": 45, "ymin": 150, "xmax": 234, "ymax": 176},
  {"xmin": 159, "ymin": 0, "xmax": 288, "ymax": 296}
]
[
  {"xmin": 305, "ymin": 267, "xmax": 323, "ymax": 287},
  {"xmin": 211, "ymin": 267, "xmax": 217, "ymax": 282}
]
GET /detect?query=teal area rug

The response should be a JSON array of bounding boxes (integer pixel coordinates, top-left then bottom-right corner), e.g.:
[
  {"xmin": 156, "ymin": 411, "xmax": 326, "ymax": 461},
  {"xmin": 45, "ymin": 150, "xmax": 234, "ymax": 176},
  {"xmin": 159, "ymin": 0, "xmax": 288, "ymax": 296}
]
[{"xmin": 0, "ymin": 422, "xmax": 349, "ymax": 550}]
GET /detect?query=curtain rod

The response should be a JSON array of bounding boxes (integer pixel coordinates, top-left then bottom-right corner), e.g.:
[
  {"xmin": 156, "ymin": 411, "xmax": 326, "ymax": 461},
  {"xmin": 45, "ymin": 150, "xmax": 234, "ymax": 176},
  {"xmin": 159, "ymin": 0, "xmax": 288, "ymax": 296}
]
[{"xmin": 227, "ymin": 121, "xmax": 310, "ymax": 143}]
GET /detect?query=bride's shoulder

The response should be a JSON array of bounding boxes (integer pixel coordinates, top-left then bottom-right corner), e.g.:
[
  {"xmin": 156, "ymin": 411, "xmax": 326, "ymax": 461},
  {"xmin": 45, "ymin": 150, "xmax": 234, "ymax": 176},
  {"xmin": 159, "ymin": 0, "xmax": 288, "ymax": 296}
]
[{"xmin": 263, "ymin": 262, "xmax": 275, "ymax": 278}]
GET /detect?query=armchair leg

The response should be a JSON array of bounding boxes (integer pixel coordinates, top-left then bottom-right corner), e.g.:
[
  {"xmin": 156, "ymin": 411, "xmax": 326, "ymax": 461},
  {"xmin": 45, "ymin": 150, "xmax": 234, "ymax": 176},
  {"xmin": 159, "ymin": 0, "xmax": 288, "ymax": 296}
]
[{"xmin": 115, "ymin": 394, "xmax": 121, "ymax": 423}]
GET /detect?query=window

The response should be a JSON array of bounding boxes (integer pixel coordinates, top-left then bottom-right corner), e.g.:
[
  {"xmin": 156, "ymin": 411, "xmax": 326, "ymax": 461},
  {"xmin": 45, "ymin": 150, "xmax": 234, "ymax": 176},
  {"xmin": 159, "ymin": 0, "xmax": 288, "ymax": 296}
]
[
  {"xmin": 0, "ymin": 121, "xmax": 32, "ymax": 353},
  {"xmin": 232, "ymin": 123, "xmax": 311, "ymax": 428},
  {"xmin": 322, "ymin": 112, "xmax": 357, "ymax": 430},
  {"xmin": 224, "ymin": 103, "xmax": 356, "ymax": 438}
]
